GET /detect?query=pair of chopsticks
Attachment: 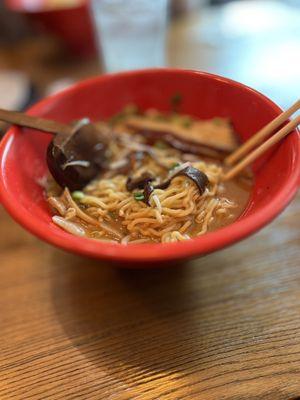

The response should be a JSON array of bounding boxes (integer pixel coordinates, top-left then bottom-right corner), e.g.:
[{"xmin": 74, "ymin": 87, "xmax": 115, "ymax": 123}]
[{"xmin": 223, "ymin": 99, "xmax": 300, "ymax": 181}]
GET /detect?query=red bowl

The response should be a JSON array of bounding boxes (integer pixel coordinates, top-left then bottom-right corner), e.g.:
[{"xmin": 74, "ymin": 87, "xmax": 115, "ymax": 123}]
[
  {"xmin": 5, "ymin": 0, "xmax": 95, "ymax": 56},
  {"xmin": 0, "ymin": 69, "xmax": 299, "ymax": 265}
]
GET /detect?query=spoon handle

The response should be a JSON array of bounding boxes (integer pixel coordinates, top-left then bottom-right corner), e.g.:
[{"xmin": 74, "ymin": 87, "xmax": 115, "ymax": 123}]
[{"xmin": 0, "ymin": 108, "xmax": 72, "ymax": 136}]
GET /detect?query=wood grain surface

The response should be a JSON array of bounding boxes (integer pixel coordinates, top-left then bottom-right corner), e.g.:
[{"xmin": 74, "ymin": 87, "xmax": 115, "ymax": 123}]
[{"xmin": 1, "ymin": 193, "xmax": 299, "ymax": 400}]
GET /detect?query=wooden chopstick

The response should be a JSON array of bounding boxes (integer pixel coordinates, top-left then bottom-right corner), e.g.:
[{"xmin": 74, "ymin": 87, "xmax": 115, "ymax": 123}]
[
  {"xmin": 225, "ymin": 99, "xmax": 300, "ymax": 166},
  {"xmin": 223, "ymin": 115, "xmax": 300, "ymax": 181},
  {"xmin": 0, "ymin": 108, "xmax": 72, "ymax": 136}
]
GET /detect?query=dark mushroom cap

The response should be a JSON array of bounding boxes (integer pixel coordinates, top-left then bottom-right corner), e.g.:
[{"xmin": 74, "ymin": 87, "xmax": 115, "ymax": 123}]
[{"xmin": 47, "ymin": 122, "xmax": 109, "ymax": 191}]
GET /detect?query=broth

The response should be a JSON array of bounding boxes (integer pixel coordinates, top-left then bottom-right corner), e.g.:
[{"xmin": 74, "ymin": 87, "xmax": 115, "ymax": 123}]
[{"xmin": 47, "ymin": 106, "xmax": 253, "ymax": 244}]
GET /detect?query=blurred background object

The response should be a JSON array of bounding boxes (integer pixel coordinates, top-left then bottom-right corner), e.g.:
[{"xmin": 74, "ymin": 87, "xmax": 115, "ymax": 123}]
[
  {"xmin": 0, "ymin": 1, "xmax": 31, "ymax": 43},
  {"xmin": 0, "ymin": 70, "xmax": 33, "ymax": 135},
  {"xmin": 4, "ymin": 0, "xmax": 95, "ymax": 56},
  {"xmin": 0, "ymin": 0, "xmax": 299, "ymax": 121},
  {"xmin": 0, "ymin": 71, "xmax": 32, "ymax": 110},
  {"xmin": 91, "ymin": 0, "xmax": 169, "ymax": 72},
  {"xmin": 171, "ymin": 0, "xmax": 207, "ymax": 17},
  {"xmin": 168, "ymin": 0, "xmax": 300, "ymax": 107}
]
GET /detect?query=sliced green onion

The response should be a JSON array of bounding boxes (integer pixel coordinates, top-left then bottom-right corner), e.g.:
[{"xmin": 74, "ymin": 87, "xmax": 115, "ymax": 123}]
[
  {"xmin": 170, "ymin": 162, "xmax": 180, "ymax": 170},
  {"xmin": 108, "ymin": 112, "xmax": 124, "ymax": 125},
  {"xmin": 170, "ymin": 92, "xmax": 182, "ymax": 110},
  {"xmin": 109, "ymin": 104, "xmax": 139, "ymax": 125},
  {"xmin": 154, "ymin": 114, "xmax": 168, "ymax": 122},
  {"xmin": 212, "ymin": 117, "xmax": 223, "ymax": 125},
  {"xmin": 134, "ymin": 192, "xmax": 145, "ymax": 201},
  {"xmin": 170, "ymin": 113, "xmax": 181, "ymax": 123},
  {"xmin": 123, "ymin": 104, "xmax": 139, "ymax": 115},
  {"xmin": 181, "ymin": 116, "xmax": 192, "ymax": 128},
  {"xmin": 154, "ymin": 140, "xmax": 168, "ymax": 149},
  {"xmin": 108, "ymin": 211, "xmax": 117, "ymax": 219},
  {"xmin": 72, "ymin": 191, "xmax": 85, "ymax": 201}
]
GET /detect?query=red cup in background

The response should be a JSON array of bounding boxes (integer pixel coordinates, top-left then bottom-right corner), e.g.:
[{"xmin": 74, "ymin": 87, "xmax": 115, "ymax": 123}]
[{"xmin": 5, "ymin": 0, "xmax": 96, "ymax": 57}]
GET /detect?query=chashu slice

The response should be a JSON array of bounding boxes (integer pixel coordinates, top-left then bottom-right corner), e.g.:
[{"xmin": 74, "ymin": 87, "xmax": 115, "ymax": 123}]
[{"xmin": 126, "ymin": 116, "xmax": 239, "ymax": 156}]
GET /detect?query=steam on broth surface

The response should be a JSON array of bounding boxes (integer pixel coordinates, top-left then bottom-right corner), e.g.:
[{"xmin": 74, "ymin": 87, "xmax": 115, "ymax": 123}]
[{"xmin": 47, "ymin": 105, "xmax": 252, "ymax": 244}]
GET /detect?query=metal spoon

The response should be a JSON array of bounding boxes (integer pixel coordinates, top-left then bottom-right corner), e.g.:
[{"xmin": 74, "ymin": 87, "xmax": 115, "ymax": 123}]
[{"xmin": 0, "ymin": 108, "xmax": 109, "ymax": 190}]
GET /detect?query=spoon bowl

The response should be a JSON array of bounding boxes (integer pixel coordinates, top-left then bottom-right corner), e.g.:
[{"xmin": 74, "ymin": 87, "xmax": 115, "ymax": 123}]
[{"xmin": 0, "ymin": 109, "xmax": 109, "ymax": 190}]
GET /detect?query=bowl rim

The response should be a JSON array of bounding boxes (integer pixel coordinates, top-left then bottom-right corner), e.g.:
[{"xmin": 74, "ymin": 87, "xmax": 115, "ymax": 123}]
[{"xmin": 0, "ymin": 68, "xmax": 299, "ymax": 263}]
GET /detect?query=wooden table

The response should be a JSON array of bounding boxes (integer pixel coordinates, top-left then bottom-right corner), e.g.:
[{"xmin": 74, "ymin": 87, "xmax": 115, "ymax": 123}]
[
  {"xmin": 1, "ymin": 2, "xmax": 300, "ymax": 399},
  {"xmin": 1, "ymin": 195, "xmax": 300, "ymax": 399}
]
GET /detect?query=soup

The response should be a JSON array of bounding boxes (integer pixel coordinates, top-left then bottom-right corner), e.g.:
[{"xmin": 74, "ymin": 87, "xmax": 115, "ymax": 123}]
[{"xmin": 47, "ymin": 105, "xmax": 252, "ymax": 244}]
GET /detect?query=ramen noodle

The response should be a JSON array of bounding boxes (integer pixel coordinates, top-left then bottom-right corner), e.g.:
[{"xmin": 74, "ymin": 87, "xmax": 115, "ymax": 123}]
[{"xmin": 47, "ymin": 105, "xmax": 252, "ymax": 243}]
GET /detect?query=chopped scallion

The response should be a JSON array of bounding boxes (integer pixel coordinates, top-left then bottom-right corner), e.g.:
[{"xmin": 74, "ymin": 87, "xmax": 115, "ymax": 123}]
[
  {"xmin": 181, "ymin": 116, "xmax": 192, "ymax": 128},
  {"xmin": 108, "ymin": 112, "xmax": 125, "ymax": 125},
  {"xmin": 170, "ymin": 162, "xmax": 180, "ymax": 170},
  {"xmin": 108, "ymin": 211, "xmax": 117, "ymax": 219},
  {"xmin": 212, "ymin": 117, "xmax": 222, "ymax": 125},
  {"xmin": 134, "ymin": 192, "xmax": 145, "ymax": 201},
  {"xmin": 170, "ymin": 92, "xmax": 182, "ymax": 110},
  {"xmin": 154, "ymin": 140, "xmax": 168, "ymax": 149},
  {"xmin": 72, "ymin": 191, "xmax": 85, "ymax": 201}
]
